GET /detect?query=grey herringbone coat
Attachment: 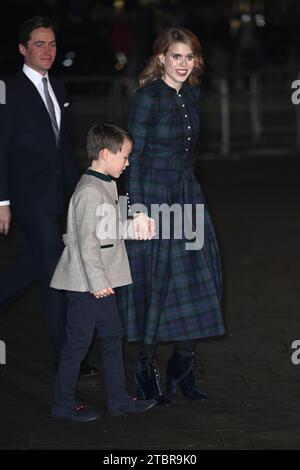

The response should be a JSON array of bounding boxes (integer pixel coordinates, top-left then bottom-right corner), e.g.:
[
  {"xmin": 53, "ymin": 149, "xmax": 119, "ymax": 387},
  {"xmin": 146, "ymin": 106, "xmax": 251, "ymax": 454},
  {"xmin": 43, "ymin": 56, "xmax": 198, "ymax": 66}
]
[{"xmin": 51, "ymin": 171, "xmax": 132, "ymax": 293}]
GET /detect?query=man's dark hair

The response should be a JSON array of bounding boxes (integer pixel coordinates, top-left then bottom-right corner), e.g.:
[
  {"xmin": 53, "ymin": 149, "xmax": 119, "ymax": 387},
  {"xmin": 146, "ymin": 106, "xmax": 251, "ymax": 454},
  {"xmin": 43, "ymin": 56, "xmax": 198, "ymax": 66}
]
[
  {"xmin": 87, "ymin": 123, "xmax": 134, "ymax": 163},
  {"xmin": 19, "ymin": 16, "xmax": 56, "ymax": 46}
]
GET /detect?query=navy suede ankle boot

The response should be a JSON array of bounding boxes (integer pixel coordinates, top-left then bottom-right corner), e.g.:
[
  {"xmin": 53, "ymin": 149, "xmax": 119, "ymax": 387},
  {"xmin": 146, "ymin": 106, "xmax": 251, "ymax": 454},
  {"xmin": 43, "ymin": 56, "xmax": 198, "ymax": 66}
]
[
  {"xmin": 166, "ymin": 349, "xmax": 207, "ymax": 400},
  {"xmin": 135, "ymin": 353, "xmax": 172, "ymax": 406}
]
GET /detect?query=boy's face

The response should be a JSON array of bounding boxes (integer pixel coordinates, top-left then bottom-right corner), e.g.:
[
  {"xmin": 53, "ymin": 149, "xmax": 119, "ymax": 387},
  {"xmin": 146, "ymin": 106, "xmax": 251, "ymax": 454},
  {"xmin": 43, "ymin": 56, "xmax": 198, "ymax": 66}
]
[{"xmin": 106, "ymin": 138, "xmax": 132, "ymax": 178}]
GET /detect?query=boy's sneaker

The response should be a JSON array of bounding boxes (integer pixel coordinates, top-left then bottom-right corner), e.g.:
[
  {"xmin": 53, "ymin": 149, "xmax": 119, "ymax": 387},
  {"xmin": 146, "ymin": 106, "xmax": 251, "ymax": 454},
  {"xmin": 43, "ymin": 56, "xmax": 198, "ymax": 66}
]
[
  {"xmin": 108, "ymin": 397, "xmax": 156, "ymax": 416},
  {"xmin": 51, "ymin": 403, "xmax": 100, "ymax": 422}
]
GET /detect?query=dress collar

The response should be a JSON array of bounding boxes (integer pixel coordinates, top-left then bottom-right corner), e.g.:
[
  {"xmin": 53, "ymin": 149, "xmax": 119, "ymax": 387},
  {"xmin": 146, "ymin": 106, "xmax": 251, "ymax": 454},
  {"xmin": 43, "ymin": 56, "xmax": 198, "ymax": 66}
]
[{"xmin": 157, "ymin": 77, "xmax": 187, "ymax": 95}]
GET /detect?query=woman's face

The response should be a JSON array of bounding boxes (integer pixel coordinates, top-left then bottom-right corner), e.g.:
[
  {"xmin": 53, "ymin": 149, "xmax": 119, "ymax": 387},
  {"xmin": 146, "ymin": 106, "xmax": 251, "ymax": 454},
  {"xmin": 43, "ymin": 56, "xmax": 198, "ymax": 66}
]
[{"xmin": 159, "ymin": 41, "xmax": 195, "ymax": 91}]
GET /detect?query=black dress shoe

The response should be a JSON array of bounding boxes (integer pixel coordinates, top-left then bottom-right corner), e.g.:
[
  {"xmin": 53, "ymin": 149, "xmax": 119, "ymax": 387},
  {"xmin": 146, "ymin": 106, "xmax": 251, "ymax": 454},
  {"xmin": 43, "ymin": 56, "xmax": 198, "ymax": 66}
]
[
  {"xmin": 52, "ymin": 403, "xmax": 100, "ymax": 422},
  {"xmin": 80, "ymin": 361, "xmax": 99, "ymax": 377}
]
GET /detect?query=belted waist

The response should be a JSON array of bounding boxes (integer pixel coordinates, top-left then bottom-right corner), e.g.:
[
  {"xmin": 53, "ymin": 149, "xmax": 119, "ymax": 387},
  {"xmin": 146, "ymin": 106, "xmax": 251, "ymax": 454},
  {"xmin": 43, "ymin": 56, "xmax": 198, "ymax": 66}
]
[
  {"xmin": 142, "ymin": 156, "xmax": 194, "ymax": 171},
  {"xmin": 63, "ymin": 232, "xmax": 113, "ymax": 249}
]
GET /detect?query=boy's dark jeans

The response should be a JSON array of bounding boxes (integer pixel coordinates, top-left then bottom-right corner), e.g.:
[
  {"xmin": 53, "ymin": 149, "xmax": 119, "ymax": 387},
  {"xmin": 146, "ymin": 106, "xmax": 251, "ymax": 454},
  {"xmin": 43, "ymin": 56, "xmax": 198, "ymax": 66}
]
[{"xmin": 52, "ymin": 291, "xmax": 129, "ymax": 417}]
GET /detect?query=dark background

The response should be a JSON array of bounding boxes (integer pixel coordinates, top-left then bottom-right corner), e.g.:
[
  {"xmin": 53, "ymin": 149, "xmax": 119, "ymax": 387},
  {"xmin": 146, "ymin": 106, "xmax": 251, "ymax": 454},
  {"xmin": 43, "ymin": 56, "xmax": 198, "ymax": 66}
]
[
  {"xmin": 1, "ymin": 0, "xmax": 300, "ymax": 79},
  {"xmin": 1, "ymin": 0, "xmax": 299, "ymax": 160}
]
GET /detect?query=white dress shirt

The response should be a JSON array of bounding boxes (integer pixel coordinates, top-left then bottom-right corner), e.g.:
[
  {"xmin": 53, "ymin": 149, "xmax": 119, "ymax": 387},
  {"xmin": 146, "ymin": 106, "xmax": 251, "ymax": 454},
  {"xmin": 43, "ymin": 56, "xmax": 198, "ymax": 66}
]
[
  {"xmin": 23, "ymin": 63, "xmax": 61, "ymax": 129},
  {"xmin": 0, "ymin": 64, "xmax": 61, "ymax": 206}
]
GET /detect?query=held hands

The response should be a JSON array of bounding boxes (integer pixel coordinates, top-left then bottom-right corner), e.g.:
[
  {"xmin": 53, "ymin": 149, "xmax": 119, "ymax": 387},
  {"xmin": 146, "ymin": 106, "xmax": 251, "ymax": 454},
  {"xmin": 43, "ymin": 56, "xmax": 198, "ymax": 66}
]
[
  {"xmin": 133, "ymin": 213, "xmax": 156, "ymax": 240},
  {"xmin": 93, "ymin": 287, "xmax": 115, "ymax": 299},
  {"xmin": 0, "ymin": 206, "xmax": 11, "ymax": 235}
]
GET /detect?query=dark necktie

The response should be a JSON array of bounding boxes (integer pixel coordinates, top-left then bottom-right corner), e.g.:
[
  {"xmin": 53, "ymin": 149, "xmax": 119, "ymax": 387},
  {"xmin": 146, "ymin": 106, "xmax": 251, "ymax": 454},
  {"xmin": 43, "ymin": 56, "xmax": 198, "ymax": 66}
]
[{"xmin": 42, "ymin": 77, "xmax": 60, "ymax": 146}]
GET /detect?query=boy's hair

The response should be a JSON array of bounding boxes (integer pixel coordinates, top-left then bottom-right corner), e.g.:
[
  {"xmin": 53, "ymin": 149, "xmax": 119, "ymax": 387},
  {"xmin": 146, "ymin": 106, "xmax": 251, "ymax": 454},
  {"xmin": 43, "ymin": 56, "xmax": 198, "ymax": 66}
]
[
  {"xmin": 19, "ymin": 16, "xmax": 56, "ymax": 46},
  {"xmin": 87, "ymin": 123, "xmax": 134, "ymax": 163}
]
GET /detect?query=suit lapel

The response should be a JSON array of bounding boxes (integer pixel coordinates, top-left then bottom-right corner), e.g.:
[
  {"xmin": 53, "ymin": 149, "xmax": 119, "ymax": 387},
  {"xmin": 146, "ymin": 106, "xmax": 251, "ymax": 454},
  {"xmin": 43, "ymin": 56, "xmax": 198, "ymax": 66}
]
[
  {"xmin": 20, "ymin": 71, "xmax": 52, "ymax": 121},
  {"xmin": 20, "ymin": 71, "xmax": 64, "ymax": 148}
]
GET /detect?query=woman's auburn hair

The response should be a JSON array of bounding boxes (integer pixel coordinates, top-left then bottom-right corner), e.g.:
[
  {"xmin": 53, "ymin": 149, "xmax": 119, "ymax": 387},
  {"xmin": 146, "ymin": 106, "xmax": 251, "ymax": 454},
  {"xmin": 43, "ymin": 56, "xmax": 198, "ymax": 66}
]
[{"xmin": 139, "ymin": 27, "xmax": 204, "ymax": 87}]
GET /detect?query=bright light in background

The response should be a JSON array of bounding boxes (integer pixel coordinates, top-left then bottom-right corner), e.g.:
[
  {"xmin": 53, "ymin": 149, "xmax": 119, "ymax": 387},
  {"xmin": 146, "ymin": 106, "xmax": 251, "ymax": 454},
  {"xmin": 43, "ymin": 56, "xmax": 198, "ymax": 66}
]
[
  {"xmin": 62, "ymin": 51, "xmax": 76, "ymax": 67},
  {"xmin": 255, "ymin": 14, "xmax": 266, "ymax": 27},
  {"xmin": 114, "ymin": 0, "xmax": 125, "ymax": 10},
  {"xmin": 115, "ymin": 51, "xmax": 127, "ymax": 71},
  {"xmin": 241, "ymin": 13, "xmax": 251, "ymax": 23},
  {"xmin": 62, "ymin": 59, "xmax": 72, "ymax": 67}
]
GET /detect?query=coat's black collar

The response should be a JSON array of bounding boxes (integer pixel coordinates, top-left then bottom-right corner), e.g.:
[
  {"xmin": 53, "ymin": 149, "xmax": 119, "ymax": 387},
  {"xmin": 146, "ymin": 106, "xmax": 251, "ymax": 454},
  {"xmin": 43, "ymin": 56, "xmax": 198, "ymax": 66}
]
[{"xmin": 85, "ymin": 168, "xmax": 112, "ymax": 182}]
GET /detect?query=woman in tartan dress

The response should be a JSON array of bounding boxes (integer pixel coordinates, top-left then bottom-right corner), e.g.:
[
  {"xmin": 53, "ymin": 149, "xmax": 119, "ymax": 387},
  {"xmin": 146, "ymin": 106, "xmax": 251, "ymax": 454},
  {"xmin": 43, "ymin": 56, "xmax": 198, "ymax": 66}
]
[{"xmin": 118, "ymin": 27, "xmax": 225, "ymax": 405}]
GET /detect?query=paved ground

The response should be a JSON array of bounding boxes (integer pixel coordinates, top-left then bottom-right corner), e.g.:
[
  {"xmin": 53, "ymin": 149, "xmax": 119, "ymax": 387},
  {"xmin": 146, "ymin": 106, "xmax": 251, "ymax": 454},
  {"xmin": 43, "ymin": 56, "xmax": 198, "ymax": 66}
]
[{"xmin": 0, "ymin": 155, "xmax": 300, "ymax": 450}]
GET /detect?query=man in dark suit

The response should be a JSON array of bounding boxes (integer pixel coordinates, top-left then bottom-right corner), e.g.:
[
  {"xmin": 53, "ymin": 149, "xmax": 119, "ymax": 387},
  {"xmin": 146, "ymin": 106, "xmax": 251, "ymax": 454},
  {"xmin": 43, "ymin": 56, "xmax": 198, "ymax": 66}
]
[{"xmin": 0, "ymin": 16, "xmax": 97, "ymax": 376}]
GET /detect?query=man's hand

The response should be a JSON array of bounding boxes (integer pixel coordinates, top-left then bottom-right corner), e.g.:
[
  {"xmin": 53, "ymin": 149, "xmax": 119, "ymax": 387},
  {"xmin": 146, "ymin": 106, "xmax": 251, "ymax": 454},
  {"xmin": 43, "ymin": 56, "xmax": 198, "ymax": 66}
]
[
  {"xmin": 133, "ymin": 213, "xmax": 156, "ymax": 240},
  {"xmin": 93, "ymin": 287, "xmax": 115, "ymax": 299},
  {"xmin": 0, "ymin": 206, "xmax": 11, "ymax": 235}
]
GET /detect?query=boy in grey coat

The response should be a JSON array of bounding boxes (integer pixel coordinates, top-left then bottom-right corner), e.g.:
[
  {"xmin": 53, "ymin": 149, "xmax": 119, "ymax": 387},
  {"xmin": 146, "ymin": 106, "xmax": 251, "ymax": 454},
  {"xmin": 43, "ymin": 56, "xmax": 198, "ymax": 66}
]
[{"xmin": 50, "ymin": 123, "xmax": 156, "ymax": 422}]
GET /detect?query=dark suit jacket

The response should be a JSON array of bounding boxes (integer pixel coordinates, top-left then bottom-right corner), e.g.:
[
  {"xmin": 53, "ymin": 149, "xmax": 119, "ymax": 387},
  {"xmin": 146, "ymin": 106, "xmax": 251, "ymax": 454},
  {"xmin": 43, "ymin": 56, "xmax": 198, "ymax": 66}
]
[{"xmin": 0, "ymin": 70, "xmax": 78, "ymax": 215}]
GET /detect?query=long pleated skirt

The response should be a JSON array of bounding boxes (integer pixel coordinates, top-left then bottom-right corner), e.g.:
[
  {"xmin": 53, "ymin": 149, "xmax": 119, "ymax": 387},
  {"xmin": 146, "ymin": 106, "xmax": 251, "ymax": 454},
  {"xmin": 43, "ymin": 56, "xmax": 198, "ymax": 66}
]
[{"xmin": 117, "ymin": 166, "xmax": 225, "ymax": 344}]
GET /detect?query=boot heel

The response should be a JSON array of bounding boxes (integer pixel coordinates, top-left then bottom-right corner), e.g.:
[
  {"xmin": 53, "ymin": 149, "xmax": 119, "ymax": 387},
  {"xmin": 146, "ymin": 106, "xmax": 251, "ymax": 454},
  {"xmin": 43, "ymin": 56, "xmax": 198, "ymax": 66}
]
[{"xmin": 166, "ymin": 351, "xmax": 177, "ymax": 395}]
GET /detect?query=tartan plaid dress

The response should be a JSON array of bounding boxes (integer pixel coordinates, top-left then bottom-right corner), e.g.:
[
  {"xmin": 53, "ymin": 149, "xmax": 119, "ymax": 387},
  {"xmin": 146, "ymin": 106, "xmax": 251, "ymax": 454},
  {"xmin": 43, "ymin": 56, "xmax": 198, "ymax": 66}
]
[{"xmin": 118, "ymin": 78, "xmax": 225, "ymax": 344}]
